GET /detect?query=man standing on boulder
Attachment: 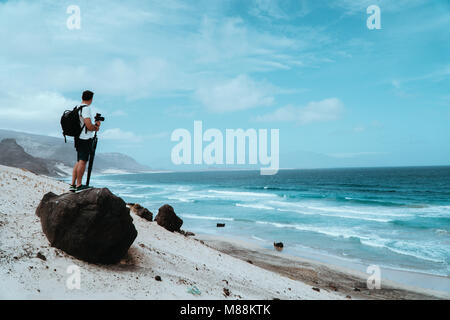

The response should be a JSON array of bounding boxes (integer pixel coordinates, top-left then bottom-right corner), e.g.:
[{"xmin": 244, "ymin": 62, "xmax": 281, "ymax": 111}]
[{"xmin": 71, "ymin": 90, "xmax": 101, "ymax": 192}]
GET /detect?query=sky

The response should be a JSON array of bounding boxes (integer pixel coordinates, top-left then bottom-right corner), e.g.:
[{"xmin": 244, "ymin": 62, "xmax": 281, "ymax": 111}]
[{"xmin": 0, "ymin": 0, "xmax": 449, "ymax": 170}]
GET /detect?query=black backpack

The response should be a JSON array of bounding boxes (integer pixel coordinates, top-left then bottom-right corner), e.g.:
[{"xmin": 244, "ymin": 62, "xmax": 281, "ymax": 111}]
[{"xmin": 60, "ymin": 105, "xmax": 86, "ymax": 143}]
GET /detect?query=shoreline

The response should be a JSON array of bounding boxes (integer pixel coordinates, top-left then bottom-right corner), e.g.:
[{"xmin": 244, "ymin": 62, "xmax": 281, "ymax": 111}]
[{"xmin": 193, "ymin": 233, "xmax": 449, "ymax": 300}]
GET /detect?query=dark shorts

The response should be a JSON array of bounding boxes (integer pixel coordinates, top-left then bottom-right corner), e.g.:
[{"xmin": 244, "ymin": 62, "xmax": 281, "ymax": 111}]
[{"xmin": 75, "ymin": 138, "xmax": 93, "ymax": 162}]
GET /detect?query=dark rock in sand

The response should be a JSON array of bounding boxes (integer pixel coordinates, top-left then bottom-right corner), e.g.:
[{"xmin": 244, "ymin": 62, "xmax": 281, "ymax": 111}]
[
  {"xmin": 155, "ymin": 275, "xmax": 162, "ymax": 281},
  {"xmin": 130, "ymin": 203, "xmax": 153, "ymax": 221},
  {"xmin": 36, "ymin": 188, "xmax": 137, "ymax": 264},
  {"xmin": 178, "ymin": 230, "xmax": 195, "ymax": 237},
  {"xmin": 274, "ymin": 242, "xmax": 284, "ymax": 251},
  {"xmin": 274, "ymin": 242, "xmax": 284, "ymax": 248},
  {"xmin": 312, "ymin": 287, "xmax": 320, "ymax": 292},
  {"xmin": 155, "ymin": 204, "xmax": 183, "ymax": 232},
  {"xmin": 36, "ymin": 252, "xmax": 46, "ymax": 261}
]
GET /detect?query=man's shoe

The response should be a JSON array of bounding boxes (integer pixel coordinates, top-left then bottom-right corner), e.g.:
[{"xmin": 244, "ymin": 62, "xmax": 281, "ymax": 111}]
[
  {"xmin": 69, "ymin": 184, "xmax": 76, "ymax": 192},
  {"xmin": 75, "ymin": 185, "xmax": 92, "ymax": 192}
]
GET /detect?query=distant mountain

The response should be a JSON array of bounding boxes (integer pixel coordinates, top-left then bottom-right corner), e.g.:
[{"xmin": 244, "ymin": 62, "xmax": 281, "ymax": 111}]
[
  {"xmin": 94, "ymin": 152, "xmax": 150, "ymax": 173},
  {"xmin": 0, "ymin": 139, "xmax": 67, "ymax": 176},
  {"xmin": 0, "ymin": 129, "xmax": 151, "ymax": 176}
]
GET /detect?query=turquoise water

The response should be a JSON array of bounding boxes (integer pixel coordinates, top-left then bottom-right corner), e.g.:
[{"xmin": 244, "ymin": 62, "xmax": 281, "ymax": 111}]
[{"xmin": 90, "ymin": 167, "xmax": 450, "ymax": 278}]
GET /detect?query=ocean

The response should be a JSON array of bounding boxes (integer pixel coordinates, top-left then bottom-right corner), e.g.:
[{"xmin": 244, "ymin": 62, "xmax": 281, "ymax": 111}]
[{"xmin": 90, "ymin": 166, "xmax": 450, "ymax": 282}]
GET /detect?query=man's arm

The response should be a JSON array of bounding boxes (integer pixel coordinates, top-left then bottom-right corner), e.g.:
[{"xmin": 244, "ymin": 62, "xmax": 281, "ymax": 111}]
[{"xmin": 84, "ymin": 118, "xmax": 100, "ymax": 132}]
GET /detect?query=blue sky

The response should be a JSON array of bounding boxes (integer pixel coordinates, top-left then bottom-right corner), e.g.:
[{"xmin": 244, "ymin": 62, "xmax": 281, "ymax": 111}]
[{"xmin": 0, "ymin": 0, "xmax": 449, "ymax": 170}]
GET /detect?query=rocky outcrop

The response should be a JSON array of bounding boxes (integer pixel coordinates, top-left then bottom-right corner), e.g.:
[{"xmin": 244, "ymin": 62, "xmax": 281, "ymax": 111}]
[
  {"xmin": 155, "ymin": 204, "xmax": 183, "ymax": 232},
  {"xmin": 36, "ymin": 188, "xmax": 137, "ymax": 264},
  {"xmin": 129, "ymin": 203, "xmax": 153, "ymax": 221}
]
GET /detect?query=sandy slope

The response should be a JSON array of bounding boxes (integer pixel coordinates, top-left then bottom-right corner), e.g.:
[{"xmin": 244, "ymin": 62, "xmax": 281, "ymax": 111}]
[{"xmin": 0, "ymin": 164, "xmax": 343, "ymax": 300}]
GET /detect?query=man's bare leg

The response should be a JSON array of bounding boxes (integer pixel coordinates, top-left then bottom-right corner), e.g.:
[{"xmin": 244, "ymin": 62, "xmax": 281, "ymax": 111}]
[
  {"xmin": 71, "ymin": 161, "xmax": 79, "ymax": 186},
  {"xmin": 76, "ymin": 160, "xmax": 87, "ymax": 187}
]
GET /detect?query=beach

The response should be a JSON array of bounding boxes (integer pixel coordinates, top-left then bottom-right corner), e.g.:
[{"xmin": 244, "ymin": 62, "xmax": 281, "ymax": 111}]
[
  {"xmin": 0, "ymin": 164, "xmax": 447, "ymax": 300},
  {"xmin": 0, "ymin": 164, "xmax": 341, "ymax": 299},
  {"xmin": 196, "ymin": 234, "xmax": 448, "ymax": 300}
]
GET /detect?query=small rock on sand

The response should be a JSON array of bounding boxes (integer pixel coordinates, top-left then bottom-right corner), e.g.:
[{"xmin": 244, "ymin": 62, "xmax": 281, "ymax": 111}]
[
  {"xmin": 36, "ymin": 252, "xmax": 46, "ymax": 261},
  {"xmin": 155, "ymin": 204, "xmax": 183, "ymax": 232},
  {"xmin": 130, "ymin": 203, "xmax": 153, "ymax": 222}
]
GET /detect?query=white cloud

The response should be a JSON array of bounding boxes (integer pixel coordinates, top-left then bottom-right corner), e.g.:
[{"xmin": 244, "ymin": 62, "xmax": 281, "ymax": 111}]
[
  {"xmin": 0, "ymin": 0, "xmax": 337, "ymax": 120},
  {"xmin": 249, "ymin": 0, "xmax": 311, "ymax": 20},
  {"xmin": 0, "ymin": 91, "xmax": 78, "ymax": 135},
  {"xmin": 194, "ymin": 16, "xmax": 289, "ymax": 66},
  {"xmin": 0, "ymin": 91, "xmax": 77, "ymax": 120},
  {"xmin": 0, "ymin": 0, "xmax": 323, "ymax": 107},
  {"xmin": 100, "ymin": 128, "xmax": 169, "ymax": 142},
  {"xmin": 194, "ymin": 74, "xmax": 275, "ymax": 113},
  {"xmin": 256, "ymin": 98, "xmax": 344, "ymax": 124},
  {"xmin": 100, "ymin": 128, "xmax": 143, "ymax": 142},
  {"xmin": 388, "ymin": 65, "xmax": 450, "ymax": 98},
  {"xmin": 393, "ymin": 65, "xmax": 450, "ymax": 85},
  {"xmin": 249, "ymin": 0, "xmax": 289, "ymax": 20}
]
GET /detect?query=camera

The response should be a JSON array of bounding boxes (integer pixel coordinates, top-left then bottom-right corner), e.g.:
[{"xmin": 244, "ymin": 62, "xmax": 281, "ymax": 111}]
[{"xmin": 95, "ymin": 113, "xmax": 105, "ymax": 122}]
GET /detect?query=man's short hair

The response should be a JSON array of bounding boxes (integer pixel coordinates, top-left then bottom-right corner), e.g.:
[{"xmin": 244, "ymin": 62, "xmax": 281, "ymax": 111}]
[{"xmin": 82, "ymin": 90, "xmax": 94, "ymax": 101}]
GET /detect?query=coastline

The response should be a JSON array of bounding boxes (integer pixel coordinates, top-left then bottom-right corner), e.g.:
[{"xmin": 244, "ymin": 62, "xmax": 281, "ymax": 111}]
[
  {"xmin": 1, "ymin": 164, "xmax": 447, "ymax": 300},
  {"xmin": 194, "ymin": 233, "xmax": 449, "ymax": 300}
]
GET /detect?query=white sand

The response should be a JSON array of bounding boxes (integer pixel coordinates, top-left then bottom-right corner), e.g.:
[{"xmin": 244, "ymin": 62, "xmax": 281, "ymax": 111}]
[{"xmin": 0, "ymin": 164, "xmax": 343, "ymax": 300}]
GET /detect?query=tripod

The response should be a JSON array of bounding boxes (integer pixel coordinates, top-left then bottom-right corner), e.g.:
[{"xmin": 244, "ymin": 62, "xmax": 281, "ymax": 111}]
[{"xmin": 85, "ymin": 131, "xmax": 98, "ymax": 187}]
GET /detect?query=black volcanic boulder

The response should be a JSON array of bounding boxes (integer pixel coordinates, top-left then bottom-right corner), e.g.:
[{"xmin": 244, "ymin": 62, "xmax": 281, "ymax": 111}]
[
  {"xmin": 130, "ymin": 203, "xmax": 153, "ymax": 221},
  {"xmin": 36, "ymin": 188, "xmax": 137, "ymax": 264},
  {"xmin": 155, "ymin": 204, "xmax": 183, "ymax": 232}
]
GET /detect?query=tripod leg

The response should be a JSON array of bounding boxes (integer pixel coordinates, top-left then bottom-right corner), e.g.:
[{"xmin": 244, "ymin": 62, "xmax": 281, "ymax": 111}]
[{"xmin": 86, "ymin": 135, "xmax": 97, "ymax": 187}]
